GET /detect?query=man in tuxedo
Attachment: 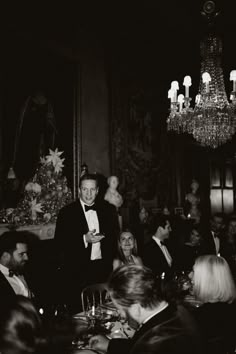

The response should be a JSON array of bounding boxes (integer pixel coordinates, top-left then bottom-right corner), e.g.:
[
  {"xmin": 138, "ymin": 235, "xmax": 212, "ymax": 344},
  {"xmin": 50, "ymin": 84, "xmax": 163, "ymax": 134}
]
[
  {"xmin": 0, "ymin": 231, "xmax": 32, "ymax": 313},
  {"xmin": 54, "ymin": 173, "xmax": 120, "ymax": 313},
  {"xmin": 89, "ymin": 265, "xmax": 203, "ymax": 354},
  {"xmin": 142, "ymin": 215, "xmax": 174, "ymax": 278},
  {"xmin": 201, "ymin": 213, "xmax": 225, "ymax": 256}
]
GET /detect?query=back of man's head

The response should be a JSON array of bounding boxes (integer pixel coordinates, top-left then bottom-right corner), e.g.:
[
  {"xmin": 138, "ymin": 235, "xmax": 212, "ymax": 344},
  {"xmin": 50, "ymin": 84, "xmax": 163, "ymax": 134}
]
[
  {"xmin": 0, "ymin": 231, "xmax": 28, "ymax": 259},
  {"xmin": 108, "ymin": 265, "xmax": 165, "ymax": 310},
  {"xmin": 149, "ymin": 214, "xmax": 170, "ymax": 235}
]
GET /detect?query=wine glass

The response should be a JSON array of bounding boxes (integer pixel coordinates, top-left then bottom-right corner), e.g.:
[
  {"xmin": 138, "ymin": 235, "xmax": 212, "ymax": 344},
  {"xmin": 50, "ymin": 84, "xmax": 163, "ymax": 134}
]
[{"xmin": 85, "ymin": 303, "xmax": 103, "ymax": 331}]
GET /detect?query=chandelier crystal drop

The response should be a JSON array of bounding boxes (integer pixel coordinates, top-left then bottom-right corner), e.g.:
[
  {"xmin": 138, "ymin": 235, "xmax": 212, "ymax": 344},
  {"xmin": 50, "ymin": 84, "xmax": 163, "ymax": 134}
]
[{"xmin": 166, "ymin": 3, "xmax": 236, "ymax": 149}]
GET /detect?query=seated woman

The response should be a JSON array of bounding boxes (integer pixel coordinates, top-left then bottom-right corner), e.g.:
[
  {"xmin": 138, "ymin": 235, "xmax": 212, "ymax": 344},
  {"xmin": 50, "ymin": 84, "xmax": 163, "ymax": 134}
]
[
  {"xmin": 190, "ymin": 255, "xmax": 236, "ymax": 354},
  {"xmin": 113, "ymin": 230, "xmax": 143, "ymax": 270}
]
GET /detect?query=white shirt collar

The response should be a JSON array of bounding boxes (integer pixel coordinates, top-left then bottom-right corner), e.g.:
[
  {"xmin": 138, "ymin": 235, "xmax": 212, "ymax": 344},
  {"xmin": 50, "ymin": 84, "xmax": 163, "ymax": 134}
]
[
  {"xmin": 80, "ymin": 199, "xmax": 95, "ymax": 212},
  {"xmin": 152, "ymin": 235, "xmax": 162, "ymax": 247}
]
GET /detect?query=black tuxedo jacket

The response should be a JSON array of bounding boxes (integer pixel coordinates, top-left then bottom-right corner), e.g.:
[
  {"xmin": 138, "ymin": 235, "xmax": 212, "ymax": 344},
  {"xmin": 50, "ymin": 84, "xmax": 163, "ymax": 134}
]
[
  {"xmin": 0, "ymin": 270, "xmax": 16, "ymax": 313},
  {"xmin": 54, "ymin": 199, "xmax": 119, "ymax": 277},
  {"xmin": 201, "ymin": 229, "xmax": 221, "ymax": 256},
  {"xmin": 108, "ymin": 304, "xmax": 203, "ymax": 354},
  {"xmin": 142, "ymin": 239, "xmax": 174, "ymax": 277}
]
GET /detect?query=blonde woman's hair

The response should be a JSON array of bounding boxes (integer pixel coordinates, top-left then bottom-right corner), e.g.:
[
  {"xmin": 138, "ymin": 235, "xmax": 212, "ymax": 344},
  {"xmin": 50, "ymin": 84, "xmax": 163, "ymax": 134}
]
[{"xmin": 193, "ymin": 255, "xmax": 236, "ymax": 303}]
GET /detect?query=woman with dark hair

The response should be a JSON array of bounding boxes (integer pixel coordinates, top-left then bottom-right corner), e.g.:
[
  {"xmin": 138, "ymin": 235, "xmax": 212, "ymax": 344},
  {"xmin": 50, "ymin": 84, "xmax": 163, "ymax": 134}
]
[{"xmin": 112, "ymin": 230, "xmax": 143, "ymax": 270}]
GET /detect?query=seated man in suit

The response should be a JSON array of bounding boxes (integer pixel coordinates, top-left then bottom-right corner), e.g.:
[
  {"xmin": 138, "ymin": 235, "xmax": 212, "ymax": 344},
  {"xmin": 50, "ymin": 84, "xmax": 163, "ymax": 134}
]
[
  {"xmin": 142, "ymin": 214, "xmax": 174, "ymax": 278},
  {"xmin": 88, "ymin": 265, "xmax": 203, "ymax": 354},
  {"xmin": 0, "ymin": 231, "xmax": 33, "ymax": 312}
]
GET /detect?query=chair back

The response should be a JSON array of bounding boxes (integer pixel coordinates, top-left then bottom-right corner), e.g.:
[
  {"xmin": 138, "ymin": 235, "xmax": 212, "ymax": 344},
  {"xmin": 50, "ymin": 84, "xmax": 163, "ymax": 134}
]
[{"xmin": 81, "ymin": 283, "xmax": 108, "ymax": 313}]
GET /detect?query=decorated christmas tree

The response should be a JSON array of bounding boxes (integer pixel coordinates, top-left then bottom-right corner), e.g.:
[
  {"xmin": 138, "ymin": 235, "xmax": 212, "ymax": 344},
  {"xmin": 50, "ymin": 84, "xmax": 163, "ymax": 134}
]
[{"xmin": 0, "ymin": 148, "xmax": 72, "ymax": 226}]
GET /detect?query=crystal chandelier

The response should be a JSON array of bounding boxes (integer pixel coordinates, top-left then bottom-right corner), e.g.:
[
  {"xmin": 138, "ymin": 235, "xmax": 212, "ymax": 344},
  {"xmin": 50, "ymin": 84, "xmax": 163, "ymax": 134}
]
[{"xmin": 166, "ymin": 1, "xmax": 236, "ymax": 149}]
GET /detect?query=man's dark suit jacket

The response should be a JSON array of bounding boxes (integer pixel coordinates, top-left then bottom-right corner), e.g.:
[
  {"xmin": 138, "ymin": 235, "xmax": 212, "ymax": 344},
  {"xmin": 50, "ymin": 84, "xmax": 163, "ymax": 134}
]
[
  {"xmin": 142, "ymin": 239, "xmax": 174, "ymax": 277},
  {"xmin": 201, "ymin": 229, "xmax": 221, "ymax": 255},
  {"xmin": 0, "ymin": 270, "xmax": 16, "ymax": 313},
  {"xmin": 54, "ymin": 198, "xmax": 119, "ymax": 284},
  {"xmin": 108, "ymin": 304, "xmax": 203, "ymax": 354}
]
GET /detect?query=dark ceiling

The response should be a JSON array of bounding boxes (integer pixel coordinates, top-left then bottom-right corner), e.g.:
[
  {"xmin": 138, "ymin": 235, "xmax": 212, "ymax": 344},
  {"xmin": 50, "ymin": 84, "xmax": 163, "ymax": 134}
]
[
  {"xmin": 2, "ymin": 0, "xmax": 236, "ymax": 95},
  {"xmin": 2, "ymin": 0, "xmax": 236, "ymax": 44}
]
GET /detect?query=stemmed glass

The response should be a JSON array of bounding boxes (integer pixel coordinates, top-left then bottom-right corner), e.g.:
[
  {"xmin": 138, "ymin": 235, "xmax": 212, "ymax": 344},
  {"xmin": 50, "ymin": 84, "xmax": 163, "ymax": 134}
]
[{"xmin": 85, "ymin": 302, "xmax": 103, "ymax": 331}]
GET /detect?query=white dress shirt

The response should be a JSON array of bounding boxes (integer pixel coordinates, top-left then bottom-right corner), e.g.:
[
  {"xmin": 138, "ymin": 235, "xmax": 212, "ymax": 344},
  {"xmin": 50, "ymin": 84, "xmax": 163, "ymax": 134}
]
[
  {"xmin": 211, "ymin": 231, "xmax": 220, "ymax": 255},
  {"xmin": 80, "ymin": 199, "xmax": 102, "ymax": 260},
  {"xmin": 0, "ymin": 263, "xmax": 30, "ymax": 297},
  {"xmin": 152, "ymin": 236, "xmax": 172, "ymax": 266}
]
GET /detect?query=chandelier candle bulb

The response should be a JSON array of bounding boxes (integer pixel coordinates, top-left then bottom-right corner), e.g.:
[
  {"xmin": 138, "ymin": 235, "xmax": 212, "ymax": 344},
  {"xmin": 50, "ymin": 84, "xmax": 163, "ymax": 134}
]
[
  {"xmin": 202, "ymin": 72, "xmax": 211, "ymax": 93},
  {"xmin": 230, "ymin": 70, "xmax": 236, "ymax": 92},
  {"xmin": 183, "ymin": 76, "xmax": 192, "ymax": 98},
  {"xmin": 171, "ymin": 81, "xmax": 179, "ymax": 102},
  {"xmin": 178, "ymin": 94, "xmax": 185, "ymax": 112},
  {"xmin": 168, "ymin": 89, "xmax": 175, "ymax": 104}
]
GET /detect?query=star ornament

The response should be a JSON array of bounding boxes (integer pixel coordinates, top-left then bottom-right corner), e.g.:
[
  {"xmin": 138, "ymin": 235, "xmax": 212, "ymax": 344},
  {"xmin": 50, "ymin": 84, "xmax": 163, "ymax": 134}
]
[
  {"xmin": 54, "ymin": 159, "xmax": 65, "ymax": 173},
  {"xmin": 45, "ymin": 148, "xmax": 64, "ymax": 168},
  {"xmin": 30, "ymin": 199, "xmax": 43, "ymax": 214}
]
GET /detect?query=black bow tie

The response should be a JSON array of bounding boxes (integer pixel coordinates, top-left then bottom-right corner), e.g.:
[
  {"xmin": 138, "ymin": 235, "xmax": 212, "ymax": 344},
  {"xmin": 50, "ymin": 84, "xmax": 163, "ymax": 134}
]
[
  {"xmin": 160, "ymin": 241, "xmax": 166, "ymax": 246},
  {"xmin": 9, "ymin": 269, "xmax": 18, "ymax": 277},
  {"xmin": 212, "ymin": 232, "xmax": 218, "ymax": 238},
  {"xmin": 85, "ymin": 204, "xmax": 96, "ymax": 212}
]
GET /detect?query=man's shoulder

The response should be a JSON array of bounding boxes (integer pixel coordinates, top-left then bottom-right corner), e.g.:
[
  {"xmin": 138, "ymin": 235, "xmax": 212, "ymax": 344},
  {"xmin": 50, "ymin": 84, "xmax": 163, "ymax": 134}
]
[
  {"xmin": 144, "ymin": 238, "xmax": 158, "ymax": 249},
  {"xmin": 59, "ymin": 199, "xmax": 81, "ymax": 214},
  {"xmin": 0, "ymin": 269, "xmax": 16, "ymax": 292},
  {"xmin": 96, "ymin": 199, "xmax": 117, "ymax": 212},
  {"xmin": 133, "ymin": 304, "xmax": 202, "ymax": 354},
  {"xmin": 0, "ymin": 269, "xmax": 6, "ymax": 281}
]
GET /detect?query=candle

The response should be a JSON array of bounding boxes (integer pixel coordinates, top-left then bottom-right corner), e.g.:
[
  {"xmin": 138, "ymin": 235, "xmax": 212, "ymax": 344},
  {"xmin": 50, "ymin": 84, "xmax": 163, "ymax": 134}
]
[
  {"xmin": 168, "ymin": 89, "xmax": 175, "ymax": 104},
  {"xmin": 230, "ymin": 70, "xmax": 236, "ymax": 92},
  {"xmin": 92, "ymin": 305, "xmax": 95, "ymax": 316},
  {"xmin": 171, "ymin": 81, "xmax": 179, "ymax": 102},
  {"xmin": 183, "ymin": 76, "xmax": 192, "ymax": 98},
  {"xmin": 178, "ymin": 94, "xmax": 185, "ymax": 112},
  {"xmin": 202, "ymin": 72, "xmax": 211, "ymax": 93}
]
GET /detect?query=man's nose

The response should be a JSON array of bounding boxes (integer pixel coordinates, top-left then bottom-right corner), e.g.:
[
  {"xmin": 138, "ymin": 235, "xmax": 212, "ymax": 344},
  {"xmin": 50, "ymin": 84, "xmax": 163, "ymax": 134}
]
[{"xmin": 23, "ymin": 254, "xmax": 29, "ymax": 261}]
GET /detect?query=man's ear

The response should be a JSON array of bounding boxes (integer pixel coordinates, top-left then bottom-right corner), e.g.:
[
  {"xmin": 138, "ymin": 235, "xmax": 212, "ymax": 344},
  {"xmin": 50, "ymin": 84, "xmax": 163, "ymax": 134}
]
[
  {"xmin": 155, "ymin": 226, "xmax": 163, "ymax": 235},
  {"xmin": 130, "ymin": 303, "xmax": 142, "ymax": 319},
  {"xmin": 1, "ymin": 251, "xmax": 11, "ymax": 264},
  {"xmin": 159, "ymin": 226, "xmax": 165, "ymax": 233}
]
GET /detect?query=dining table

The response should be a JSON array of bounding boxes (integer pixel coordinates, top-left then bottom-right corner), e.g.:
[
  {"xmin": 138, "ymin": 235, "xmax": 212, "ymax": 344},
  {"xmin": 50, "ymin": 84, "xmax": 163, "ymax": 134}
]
[{"xmin": 41, "ymin": 301, "xmax": 135, "ymax": 354}]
